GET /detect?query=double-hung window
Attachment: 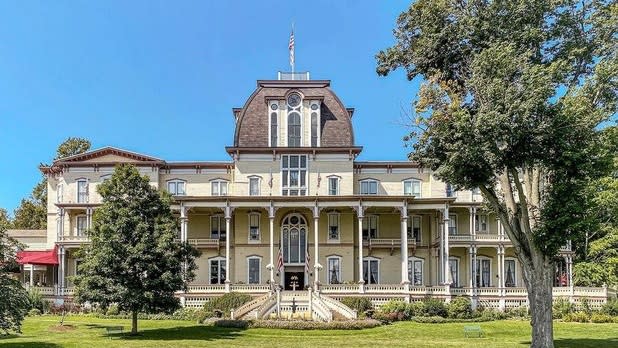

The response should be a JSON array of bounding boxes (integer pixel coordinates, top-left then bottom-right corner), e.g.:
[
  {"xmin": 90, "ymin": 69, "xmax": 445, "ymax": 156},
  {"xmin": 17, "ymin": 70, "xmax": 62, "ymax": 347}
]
[
  {"xmin": 247, "ymin": 257, "xmax": 261, "ymax": 284},
  {"xmin": 475, "ymin": 258, "xmax": 491, "ymax": 287},
  {"xmin": 248, "ymin": 213, "xmax": 260, "ymax": 242},
  {"xmin": 209, "ymin": 258, "xmax": 226, "ymax": 284},
  {"xmin": 448, "ymin": 214, "xmax": 458, "ymax": 235},
  {"xmin": 360, "ymin": 179, "xmax": 378, "ymax": 195},
  {"xmin": 362, "ymin": 215, "xmax": 378, "ymax": 240},
  {"xmin": 403, "ymin": 179, "xmax": 422, "ymax": 197},
  {"xmin": 76, "ymin": 216, "xmax": 87, "ymax": 236},
  {"xmin": 167, "ymin": 179, "xmax": 186, "ymax": 196},
  {"xmin": 249, "ymin": 177, "xmax": 260, "ymax": 196},
  {"xmin": 211, "ymin": 180, "xmax": 228, "ymax": 196},
  {"xmin": 77, "ymin": 179, "xmax": 88, "ymax": 203},
  {"xmin": 327, "ymin": 256, "xmax": 341, "ymax": 284},
  {"xmin": 211, "ymin": 215, "xmax": 226, "ymax": 240},
  {"xmin": 505, "ymin": 259, "xmax": 516, "ymax": 287},
  {"xmin": 407, "ymin": 215, "xmax": 422, "ymax": 243},
  {"xmin": 408, "ymin": 258, "xmax": 424, "ymax": 286},
  {"xmin": 328, "ymin": 176, "xmax": 339, "ymax": 196},
  {"xmin": 282, "ymin": 155, "xmax": 307, "ymax": 196},
  {"xmin": 363, "ymin": 258, "xmax": 379, "ymax": 284},
  {"xmin": 475, "ymin": 214, "xmax": 488, "ymax": 233},
  {"xmin": 328, "ymin": 213, "xmax": 340, "ymax": 241}
]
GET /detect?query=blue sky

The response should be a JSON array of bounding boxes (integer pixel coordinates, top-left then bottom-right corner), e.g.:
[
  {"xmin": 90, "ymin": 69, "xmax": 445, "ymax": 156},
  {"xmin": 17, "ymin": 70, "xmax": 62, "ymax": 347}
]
[{"xmin": 0, "ymin": 0, "xmax": 419, "ymax": 214}]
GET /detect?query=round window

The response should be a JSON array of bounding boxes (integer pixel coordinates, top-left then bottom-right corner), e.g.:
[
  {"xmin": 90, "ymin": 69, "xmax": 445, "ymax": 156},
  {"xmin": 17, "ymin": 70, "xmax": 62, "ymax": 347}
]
[
  {"xmin": 287, "ymin": 93, "xmax": 301, "ymax": 108},
  {"xmin": 270, "ymin": 103, "xmax": 278, "ymax": 111},
  {"xmin": 311, "ymin": 103, "xmax": 319, "ymax": 110}
]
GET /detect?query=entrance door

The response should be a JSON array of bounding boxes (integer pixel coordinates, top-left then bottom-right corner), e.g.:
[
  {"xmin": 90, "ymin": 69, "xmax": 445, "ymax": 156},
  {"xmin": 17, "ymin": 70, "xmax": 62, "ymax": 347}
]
[{"xmin": 284, "ymin": 271, "xmax": 305, "ymax": 290}]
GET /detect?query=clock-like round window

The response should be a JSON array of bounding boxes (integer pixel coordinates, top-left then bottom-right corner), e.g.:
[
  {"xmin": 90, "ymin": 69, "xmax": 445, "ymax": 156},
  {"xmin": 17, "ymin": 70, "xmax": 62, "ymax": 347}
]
[
  {"xmin": 270, "ymin": 103, "xmax": 278, "ymax": 111},
  {"xmin": 311, "ymin": 103, "xmax": 319, "ymax": 110},
  {"xmin": 287, "ymin": 93, "xmax": 301, "ymax": 108}
]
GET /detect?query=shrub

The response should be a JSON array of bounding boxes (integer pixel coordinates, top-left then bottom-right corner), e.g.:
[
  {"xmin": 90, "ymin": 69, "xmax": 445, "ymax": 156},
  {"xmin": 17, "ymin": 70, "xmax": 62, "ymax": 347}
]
[
  {"xmin": 106, "ymin": 304, "xmax": 120, "ymax": 316},
  {"xmin": 579, "ymin": 297, "xmax": 593, "ymax": 316},
  {"xmin": 590, "ymin": 313, "xmax": 615, "ymax": 323},
  {"xmin": 340, "ymin": 297, "xmax": 373, "ymax": 314},
  {"xmin": 553, "ymin": 297, "xmax": 575, "ymax": 319},
  {"xmin": 479, "ymin": 308, "xmax": 507, "ymax": 321},
  {"xmin": 27, "ymin": 289, "xmax": 46, "ymax": 312},
  {"xmin": 507, "ymin": 306, "xmax": 529, "ymax": 318},
  {"xmin": 28, "ymin": 308, "xmax": 42, "ymax": 316},
  {"xmin": 563, "ymin": 312, "xmax": 590, "ymax": 323},
  {"xmin": 214, "ymin": 319, "xmax": 382, "ymax": 330},
  {"xmin": 171, "ymin": 307, "xmax": 202, "ymax": 321},
  {"xmin": 203, "ymin": 292, "xmax": 252, "ymax": 318},
  {"xmin": 601, "ymin": 298, "xmax": 618, "ymax": 316},
  {"xmin": 423, "ymin": 298, "xmax": 447, "ymax": 318},
  {"xmin": 447, "ymin": 297, "xmax": 472, "ymax": 319}
]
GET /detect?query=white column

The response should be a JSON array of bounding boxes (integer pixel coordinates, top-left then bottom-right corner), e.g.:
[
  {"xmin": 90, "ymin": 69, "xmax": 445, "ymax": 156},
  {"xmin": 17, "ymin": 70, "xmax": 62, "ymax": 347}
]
[
  {"xmin": 86, "ymin": 208, "xmax": 93, "ymax": 229},
  {"xmin": 180, "ymin": 206, "xmax": 188, "ymax": 242},
  {"xmin": 443, "ymin": 205, "xmax": 450, "ymax": 285},
  {"xmin": 60, "ymin": 247, "xmax": 66, "ymax": 291},
  {"xmin": 471, "ymin": 207, "xmax": 476, "ymax": 238},
  {"xmin": 468, "ymin": 246, "xmax": 475, "ymax": 289},
  {"xmin": 400, "ymin": 205, "xmax": 409, "ymax": 285},
  {"xmin": 269, "ymin": 205, "xmax": 276, "ymax": 284},
  {"xmin": 498, "ymin": 245, "xmax": 505, "ymax": 310},
  {"xmin": 224, "ymin": 206, "xmax": 233, "ymax": 292},
  {"xmin": 438, "ymin": 212, "xmax": 443, "ymax": 283},
  {"xmin": 313, "ymin": 205, "xmax": 320, "ymax": 290},
  {"xmin": 356, "ymin": 205, "xmax": 365, "ymax": 287},
  {"xmin": 29, "ymin": 265, "xmax": 34, "ymax": 287}
]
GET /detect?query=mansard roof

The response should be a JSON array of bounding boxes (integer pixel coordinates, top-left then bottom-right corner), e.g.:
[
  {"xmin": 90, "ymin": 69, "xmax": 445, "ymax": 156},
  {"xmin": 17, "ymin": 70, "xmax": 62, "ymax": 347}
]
[{"xmin": 233, "ymin": 79, "xmax": 355, "ymax": 148}]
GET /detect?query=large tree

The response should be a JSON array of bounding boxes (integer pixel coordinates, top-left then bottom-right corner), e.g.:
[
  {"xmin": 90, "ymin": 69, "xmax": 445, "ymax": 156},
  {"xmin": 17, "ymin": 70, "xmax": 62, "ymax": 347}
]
[
  {"xmin": 377, "ymin": 1, "xmax": 617, "ymax": 347},
  {"xmin": 0, "ymin": 225, "xmax": 30, "ymax": 334},
  {"xmin": 73, "ymin": 164, "xmax": 199, "ymax": 335},
  {"xmin": 13, "ymin": 137, "xmax": 91, "ymax": 229}
]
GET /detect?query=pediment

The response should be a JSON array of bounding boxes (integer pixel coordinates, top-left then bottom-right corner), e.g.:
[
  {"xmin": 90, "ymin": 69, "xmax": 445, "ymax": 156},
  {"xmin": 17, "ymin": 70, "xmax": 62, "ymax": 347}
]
[{"xmin": 55, "ymin": 147, "xmax": 163, "ymax": 164}]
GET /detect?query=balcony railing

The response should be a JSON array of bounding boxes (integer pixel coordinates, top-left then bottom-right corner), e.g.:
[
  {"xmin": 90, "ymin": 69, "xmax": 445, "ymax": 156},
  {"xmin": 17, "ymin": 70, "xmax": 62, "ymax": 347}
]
[
  {"xmin": 59, "ymin": 235, "xmax": 90, "ymax": 244},
  {"xmin": 362, "ymin": 238, "xmax": 416, "ymax": 255}
]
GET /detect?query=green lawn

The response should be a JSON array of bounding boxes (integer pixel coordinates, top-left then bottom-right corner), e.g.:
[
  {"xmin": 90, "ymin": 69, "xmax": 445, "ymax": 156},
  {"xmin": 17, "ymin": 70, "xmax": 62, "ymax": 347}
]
[{"xmin": 1, "ymin": 316, "xmax": 616, "ymax": 348}]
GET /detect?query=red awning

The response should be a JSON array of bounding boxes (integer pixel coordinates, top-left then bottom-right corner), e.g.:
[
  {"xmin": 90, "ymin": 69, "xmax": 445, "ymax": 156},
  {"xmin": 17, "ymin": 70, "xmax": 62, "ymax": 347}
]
[{"xmin": 17, "ymin": 246, "xmax": 58, "ymax": 265}]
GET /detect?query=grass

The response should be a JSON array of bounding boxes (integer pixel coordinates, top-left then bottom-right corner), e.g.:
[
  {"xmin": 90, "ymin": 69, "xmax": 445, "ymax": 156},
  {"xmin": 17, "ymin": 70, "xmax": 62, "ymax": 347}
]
[{"xmin": 0, "ymin": 316, "xmax": 616, "ymax": 348}]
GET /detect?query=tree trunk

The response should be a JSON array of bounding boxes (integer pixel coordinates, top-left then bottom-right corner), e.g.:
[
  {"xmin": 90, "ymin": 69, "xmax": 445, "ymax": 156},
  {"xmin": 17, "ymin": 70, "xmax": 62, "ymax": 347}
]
[
  {"xmin": 525, "ymin": 256, "xmax": 555, "ymax": 348},
  {"xmin": 131, "ymin": 310, "xmax": 138, "ymax": 335}
]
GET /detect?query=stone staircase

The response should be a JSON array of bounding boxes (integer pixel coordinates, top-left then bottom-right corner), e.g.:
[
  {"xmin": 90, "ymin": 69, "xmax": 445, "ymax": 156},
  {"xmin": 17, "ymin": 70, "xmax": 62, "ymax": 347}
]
[{"xmin": 232, "ymin": 290, "xmax": 357, "ymax": 322}]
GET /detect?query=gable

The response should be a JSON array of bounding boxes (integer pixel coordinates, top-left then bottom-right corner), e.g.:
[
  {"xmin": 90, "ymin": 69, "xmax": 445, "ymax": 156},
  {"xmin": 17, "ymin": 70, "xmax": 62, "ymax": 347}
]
[{"xmin": 55, "ymin": 147, "xmax": 164, "ymax": 164}]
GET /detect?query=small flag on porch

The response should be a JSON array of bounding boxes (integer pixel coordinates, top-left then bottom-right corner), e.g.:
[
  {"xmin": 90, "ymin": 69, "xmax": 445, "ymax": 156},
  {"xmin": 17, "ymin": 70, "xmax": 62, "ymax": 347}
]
[
  {"xmin": 305, "ymin": 245, "xmax": 311, "ymax": 274},
  {"xmin": 268, "ymin": 168, "xmax": 273, "ymax": 188},
  {"xmin": 277, "ymin": 246, "xmax": 284, "ymax": 273}
]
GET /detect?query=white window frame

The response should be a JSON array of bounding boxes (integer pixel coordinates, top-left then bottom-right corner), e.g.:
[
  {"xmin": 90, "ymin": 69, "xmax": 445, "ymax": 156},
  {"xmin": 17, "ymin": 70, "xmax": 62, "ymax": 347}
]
[
  {"xmin": 327, "ymin": 175, "xmax": 340, "ymax": 196},
  {"xmin": 76, "ymin": 178, "xmax": 88, "ymax": 203},
  {"xmin": 210, "ymin": 215, "xmax": 226, "ymax": 240},
  {"xmin": 475, "ymin": 214, "xmax": 488, "ymax": 233},
  {"xmin": 408, "ymin": 215, "xmax": 422, "ymax": 243},
  {"xmin": 281, "ymin": 155, "xmax": 308, "ymax": 196},
  {"xmin": 247, "ymin": 256, "xmax": 262, "ymax": 284},
  {"xmin": 359, "ymin": 179, "xmax": 378, "ymax": 195},
  {"xmin": 448, "ymin": 214, "xmax": 458, "ymax": 235},
  {"xmin": 326, "ymin": 255, "xmax": 342, "ymax": 284},
  {"xmin": 56, "ymin": 183, "xmax": 63, "ymax": 203},
  {"xmin": 505, "ymin": 258, "xmax": 517, "ymax": 287},
  {"xmin": 363, "ymin": 256, "xmax": 380, "ymax": 284},
  {"xmin": 248, "ymin": 212, "xmax": 261, "ymax": 243},
  {"xmin": 475, "ymin": 256, "xmax": 492, "ymax": 288},
  {"xmin": 248, "ymin": 176, "xmax": 261, "ymax": 196},
  {"xmin": 211, "ymin": 179, "xmax": 229, "ymax": 196},
  {"xmin": 327, "ymin": 212, "xmax": 340, "ymax": 242},
  {"xmin": 166, "ymin": 179, "xmax": 186, "ymax": 196},
  {"xmin": 285, "ymin": 92, "xmax": 303, "ymax": 147},
  {"xmin": 268, "ymin": 100, "xmax": 279, "ymax": 147},
  {"xmin": 403, "ymin": 178, "xmax": 422, "ymax": 197},
  {"xmin": 208, "ymin": 256, "xmax": 226, "ymax": 285},
  {"xmin": 75, "ymin": 215, "xmax": 87, "ymax": 236},
  {"xmin": 362, "ymin": 215, "xmax": 379, "ymax": 240},
  {"xmin": 408, "ymin": 257, "xmax": 424, "ymax": 286},
  {"xmin": 448, "ymin": 257, "xmax": 460, "ymax": 287}
]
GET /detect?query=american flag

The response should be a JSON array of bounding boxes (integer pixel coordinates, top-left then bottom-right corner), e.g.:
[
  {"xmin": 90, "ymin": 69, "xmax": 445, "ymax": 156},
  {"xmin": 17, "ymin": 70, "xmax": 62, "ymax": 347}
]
[
  {"xmin": 277, "ymin": 246, "xmax": 284, "ymax": 273},
  {"xmin": 269, "ymin": 168, "xmax": 273, "ymax": 188},
  {"xmin": 305, "ymin": 245, "xmax": 311, "ymax": 274},
  {"xmin": 289, "ymin": 29, "xmax": 295, "ymax": 69}
]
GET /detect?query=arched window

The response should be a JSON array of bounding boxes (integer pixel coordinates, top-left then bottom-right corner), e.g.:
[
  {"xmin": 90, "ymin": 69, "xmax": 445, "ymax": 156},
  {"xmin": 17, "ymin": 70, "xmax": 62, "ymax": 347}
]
[
  {"xmin": 287, "ymin": 112, "xmax": 301, "ymax": 147},
  {"xmin": 408, "ymin": 257, "xmax": 424, "ymax": 286},
  {"xmin": 167, "ymin": 179, "xmax": 186, "ymax": 196},
  {"xmin": 281, "ymin": 214, "xmax": 307, "ymax": 264},
  {"xmin": 209, "ymin": 256, "xmax": 226, "ymax": 284}
]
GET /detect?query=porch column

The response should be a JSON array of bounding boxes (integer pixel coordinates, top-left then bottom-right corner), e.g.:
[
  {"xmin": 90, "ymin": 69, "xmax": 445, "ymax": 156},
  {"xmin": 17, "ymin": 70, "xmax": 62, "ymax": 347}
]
[
  {"xmin": 57, "ymin": 208, "xmax": 65, "ymax": 242},
  {"xmin": 268, "ymin": 204, "xmax": 276, "ymax": 284},
  {"xmin": 498, "ymin": 245, "xmax": 505, "ymax": 310},
  {"xmin": 437, "ymin": 212, "xmax": 443, "ymax": 284},
  {"xmin": 400, "ymin": 204, "xmax": 409, "ymax": 285},
  {"xmin": 469, "ymin": 245, "xmax": 478, "ymax": 309},
  {"xmin": 469, "ymin": 207, "xmax": 476, "ymax": 238},
  {"xmin": 356, "ymin": 205, "xmax": 365, "ymax": 290},
  {"xmin": 86, "ymin": 208, "xmax": 93, "ymax": 229},
  {"xmin": 313, "ymin": 205, "xmax": 321, "ymax": 290},
  {"xmin": 29, "ymin": 265, "xmax": 34, "ymax": 287},
  {"xmin": 443, "ymin": 205, "xmax": 450, "ymax": 285},
  {"xmin": 497, "ymin": 218, "xmax": 503, "ymax": 241},
  {"xmin": 60, "ymin": 246, "xmax": 66, "ymax": 291},
  {"xmin": 224, "ymin": 206, "xmax": 233, "ymax": 292},
  {"xmin": 180, "ymin": 205, "xmax": 188, "ymax": 242}
]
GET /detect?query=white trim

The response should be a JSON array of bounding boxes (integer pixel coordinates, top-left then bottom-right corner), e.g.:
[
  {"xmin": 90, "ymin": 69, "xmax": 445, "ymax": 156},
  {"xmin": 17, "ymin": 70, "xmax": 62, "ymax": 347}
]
[
  {"xmin": 475, "ymin": 214, "xmax": 489, "ymax": 233},
  {"xmin": 280, "ymin": 213, "xmax": 308, "ymax": 265},
  {"xmin": 210, "ymin": 215, "xmax": 226, "ymax": 240},
  {"xmin": 448, "ymin": 257, "xmax": 460, "ymax": 287},
  {"xmin": 268, "ymin": 100, "xmax": 279, "ymax": 147},
  {"xmin": 325, "ymin": 255, "xmax": 342, "ymax": 284},
  {"xmin": 246, "ymin": 255, "xmax": 262, "ymax": 284},
  {"xmin": 504, "ymin": 257, "xmax": 517, "ymax": 287},
  {"xmin": 327, "ymin": 175, "xmax": 340, "ymax": 196},
  {"xmin": 408, "ymin": 215, "xmax": 422, "ymax": 243},
  {"xmin": 210, "ymin": 179, "xmax": 229, "ymax": 196},
  {"xmin": 248, "ymin": 175, "xmax": 261, "ymax": 196},
  {"xmin": 310, "ymin": 101, "xmax": 321, "ymax": 147},
  {"xmin": 75, "ymin": 215, "xmax": 87, "ymax": 236},
  {"xmin": 280, "ymin": 154, "xmax": 308, "ymax": 196},
  {"xmin": 362, "ymin": 215, "xmax": 379, "ymax": 239},
  {"xmin": 208, "ymin": 256, "xmax": 226, "ymax": 285},
  {"xmin": 327, "ymin": 212, "xmax": 340, "ymax": 243},
  {"xmin": 402, "ymin": 178, "xmax": 422, "ymax": 197},
  {"xmin": 76, "ymin": 178, "xmax": 89, "ymax": 203},
  {"xmin": 359, "ymin": 178, "xmax": 379, "ymax": 195},
  {"xmin": 166, "ymin": 178, "xmax": 187, "ymax": 196},
  {"xmin": 448, "ymin": 214, "xmax": 458, "ymax": 235},
  {"xmin": 475, "ymin": 256, "xmax": 492, "ymax": 287}
]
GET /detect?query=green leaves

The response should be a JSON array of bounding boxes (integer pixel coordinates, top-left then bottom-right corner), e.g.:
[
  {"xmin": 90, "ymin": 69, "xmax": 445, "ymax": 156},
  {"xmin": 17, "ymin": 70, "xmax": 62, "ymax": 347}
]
[{"xmin": 0, "ymin": 225, "xmax": 29, "ymax": 334}]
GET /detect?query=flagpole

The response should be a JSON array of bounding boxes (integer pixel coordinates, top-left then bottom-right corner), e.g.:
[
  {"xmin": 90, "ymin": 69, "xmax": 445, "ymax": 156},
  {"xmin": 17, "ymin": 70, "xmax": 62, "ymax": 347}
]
[{"xmin": 291, "ymin": 22, "xmax": 295, "ymax": 74}]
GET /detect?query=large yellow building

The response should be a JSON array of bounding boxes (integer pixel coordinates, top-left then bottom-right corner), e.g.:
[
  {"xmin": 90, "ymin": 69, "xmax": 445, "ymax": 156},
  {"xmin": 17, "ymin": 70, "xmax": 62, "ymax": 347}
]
[{"xmin": 15, "ymin": 72, "xmax": 613, "ymax": 316}]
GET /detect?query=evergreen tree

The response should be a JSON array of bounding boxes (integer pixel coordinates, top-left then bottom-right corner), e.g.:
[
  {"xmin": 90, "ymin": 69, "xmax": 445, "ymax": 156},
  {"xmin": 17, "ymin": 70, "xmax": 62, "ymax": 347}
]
[{"xmin": 0, "ymin": 225, "xmax": 29, "ymax": 334}]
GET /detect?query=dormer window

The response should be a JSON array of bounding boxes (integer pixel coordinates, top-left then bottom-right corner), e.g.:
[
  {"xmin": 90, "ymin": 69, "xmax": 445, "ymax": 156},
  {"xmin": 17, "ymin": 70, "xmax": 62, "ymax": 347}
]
[
  {"xmin": 403, "ymin": 179, "xmax": 422, "ymax": 197},
  {"xmin": 211, "ymin": 180, "xmax": 228, "ymax": 196},
  {"xmin": 269, "ymin": 101, "xmax": 279, "ymax": 147},
  {"xmin": 286, "ymin": 92, "xmax": 302, "ymax": 147},
  {"xmin": 167, "ymin": 179, "xmax": 186, "ymax": 196},
  {"xmin": 360, "ymin": 179, "xmax": 378, "ymax": 195},
  {"xmin": 310, "ymin": 102, "xmax": 321, "ymax": 147}
]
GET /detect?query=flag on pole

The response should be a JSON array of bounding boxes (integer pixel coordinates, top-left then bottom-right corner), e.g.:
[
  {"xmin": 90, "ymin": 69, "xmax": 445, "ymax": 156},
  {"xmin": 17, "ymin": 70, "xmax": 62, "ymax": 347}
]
[
  {"xmin": 305, "ymin": 245, "xmax": 311, "ymax": 274},
  {"xmin": 269, "ymin": 168, "xmax": 273, "ymax": 188},
  {"xmin": 277, "ymin": 246, "xmax": 284, "ymax": 273},
  {"xmin": 289, "ymin": 28, "xmax": 295, "ymax": 71}
]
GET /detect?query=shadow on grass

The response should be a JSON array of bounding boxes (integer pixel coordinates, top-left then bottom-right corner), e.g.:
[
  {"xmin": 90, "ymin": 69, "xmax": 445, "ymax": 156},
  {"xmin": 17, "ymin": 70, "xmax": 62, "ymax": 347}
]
[
  {"xmin": 0, "ymin": 343, "xmax": 61, "ymax": 348},
  {"xmin": 121, "ymin": 325, "xmax": 246, "ymax": 341},
  {"xmin": 553, "ymin": 338, "xmax": 618, "ymax": 348}
]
